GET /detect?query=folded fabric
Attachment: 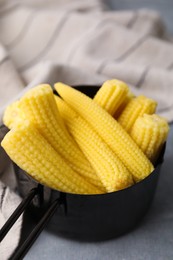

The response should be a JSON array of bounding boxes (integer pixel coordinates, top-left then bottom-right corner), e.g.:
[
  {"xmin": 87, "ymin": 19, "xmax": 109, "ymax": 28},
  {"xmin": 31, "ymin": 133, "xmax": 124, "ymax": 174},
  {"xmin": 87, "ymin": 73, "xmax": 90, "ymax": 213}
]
[{"xmin": 0, "ymin": 0, "xmax": 173, "ymax": 258}]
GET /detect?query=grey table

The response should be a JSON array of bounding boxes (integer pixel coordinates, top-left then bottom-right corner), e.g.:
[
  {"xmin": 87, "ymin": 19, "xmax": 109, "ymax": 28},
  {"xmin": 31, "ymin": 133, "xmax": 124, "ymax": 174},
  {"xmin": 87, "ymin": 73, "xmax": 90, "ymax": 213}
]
[
  {"xmin": 108, "ymin": 0, "xmax": 173, "ymax": 35},
  {"xmin": 24, "ymin": 124, "xmax": 173, "ymax": 260},
  {"xmin": 25, "ymin": 1, "xmax": 173, "ymax": 259}
]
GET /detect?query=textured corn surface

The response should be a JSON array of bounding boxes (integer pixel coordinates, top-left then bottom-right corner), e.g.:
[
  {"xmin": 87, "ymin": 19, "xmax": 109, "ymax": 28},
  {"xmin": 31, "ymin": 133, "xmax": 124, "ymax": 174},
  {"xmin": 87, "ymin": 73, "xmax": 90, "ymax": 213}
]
[
  {"xmin": 54, "ymin": 95, "xmax": 105, "ymax": 191},
  {"xmin": 55, "ymin": 96, "xmax": 134, "ymax": 192},
  {"xmin": 1, "ymin": 121, "xmax": 101, "ymax": 194},
  {"xmin": 118, "ymin": 95, "xmax": 157, "ymax": 133},
  {"xmin": 114, "ymin": 90, "xmax": 134, "ymax": 119},
  {"xmin": 54, "ymin": 83, "xmax": 154, "ymax": 182},
  {"xmin": 93, "ymin": 79, "xmax": 129, "ymax": 116},
  {"xmin": 3, "ymin": 100, "xmax": 25, "ymax": 129},
  {"xmin": 131, "ymin": 114, "xmax": 169, "ymax": 163},
  {"xmin": 19, "ymin": 84, "xmax": 99, "ymax": 186}
]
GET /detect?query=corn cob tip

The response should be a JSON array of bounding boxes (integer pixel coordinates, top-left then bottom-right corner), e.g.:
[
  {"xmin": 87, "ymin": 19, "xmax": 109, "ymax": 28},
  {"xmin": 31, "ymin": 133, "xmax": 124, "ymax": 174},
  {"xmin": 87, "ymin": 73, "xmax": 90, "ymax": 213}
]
[
  {"xmin": 3, "ymin": 100, "xmax": 23, "ymax": 129},
  {"xmin": 102, "ymin": 79, "xmax": 129, "ymax": 88},
  {"xmin": 93, "ymin": 79, "xmax": 130, "ymax": 116},
  {"xmin": 118, "ymin": 94, "xmax": 157, "ymax": 133},
  {"xmin": 54, "ymin": 82, "xmax": 70, "ymax": 93},
  {"xmin": 131, "ymin": 113, "xmax": 169, "ymax": 163},
  {"xmin": 134, "ymin": 113, "xmax": 169, "ymax": 132},
  {"xmin": 21, "ymin": 84, "xmax": 52, "ymax": 99}
]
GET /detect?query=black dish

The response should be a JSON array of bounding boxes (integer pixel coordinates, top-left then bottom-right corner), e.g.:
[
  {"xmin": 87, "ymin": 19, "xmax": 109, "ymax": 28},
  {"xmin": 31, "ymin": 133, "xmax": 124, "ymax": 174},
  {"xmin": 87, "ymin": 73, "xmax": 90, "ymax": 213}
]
[{"xmin": 13, "ymin": 85, "xmax": 165, "ymax": 241}]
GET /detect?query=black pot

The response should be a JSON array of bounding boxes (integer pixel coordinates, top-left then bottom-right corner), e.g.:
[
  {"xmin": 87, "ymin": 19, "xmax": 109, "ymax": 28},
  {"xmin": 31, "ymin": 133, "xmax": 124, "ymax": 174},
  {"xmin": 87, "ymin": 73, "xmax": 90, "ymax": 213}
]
[{"xmin": 14, "ymin": 85, "xmax": 165, "ymax": 241}]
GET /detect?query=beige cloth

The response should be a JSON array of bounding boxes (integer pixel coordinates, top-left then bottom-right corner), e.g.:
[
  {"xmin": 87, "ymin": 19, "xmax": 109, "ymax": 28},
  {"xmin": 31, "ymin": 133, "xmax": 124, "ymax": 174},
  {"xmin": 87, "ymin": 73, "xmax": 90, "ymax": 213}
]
[{"xmin": 0, "ymin": 0, "xmax": 173, "ymax": 258}]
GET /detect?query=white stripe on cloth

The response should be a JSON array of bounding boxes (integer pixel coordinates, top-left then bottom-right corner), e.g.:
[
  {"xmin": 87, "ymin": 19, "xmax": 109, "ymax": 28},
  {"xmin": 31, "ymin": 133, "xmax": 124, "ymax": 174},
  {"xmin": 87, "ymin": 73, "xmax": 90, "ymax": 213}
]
[{"xmin": 0, "ymin": 181, "xmax": 22, "ymax": 260}]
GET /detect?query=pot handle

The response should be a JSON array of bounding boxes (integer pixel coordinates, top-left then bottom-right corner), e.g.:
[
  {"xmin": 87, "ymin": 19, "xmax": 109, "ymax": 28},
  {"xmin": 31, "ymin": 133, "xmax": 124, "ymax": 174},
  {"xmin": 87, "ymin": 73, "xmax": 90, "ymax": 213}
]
[{"xmin": 0, "ymin": 185, "xmax": 61, "ymax": 260}]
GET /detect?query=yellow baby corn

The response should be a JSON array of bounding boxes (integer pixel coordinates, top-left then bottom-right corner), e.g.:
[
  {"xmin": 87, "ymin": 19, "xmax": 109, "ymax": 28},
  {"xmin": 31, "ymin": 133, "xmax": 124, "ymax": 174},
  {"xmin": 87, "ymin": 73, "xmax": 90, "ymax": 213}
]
[
  {"xmin": 3, "ymin": 100, "xmax": 25, "ymax": 129},
  {"xmin": 55, "ymin": 96, "xmax": 134, "ymax": 192},
  {"xmin": 131, "ymin": 114, "xmax": 169, "ymax": 163},
  {"xmin": 114, "ymin": 89, "xmax": 134, "ymax": 119},
  {"xmin": 54, "ymin": 82, "xmax": 154, "ymax": 182},
  {"xmin": 117, "ymin": 95, "xmax": 157, "ymax": 133},
  {"xmin": 93, "ymin": 79, "xmax": 129, "ymax": 116},
  {"xmin": 1, "ymin": 121, "xmax": 101, "ymax": 194},
  {"xmin": 18, "ymin": 84, "xmax": 101, "ymax": 189}
]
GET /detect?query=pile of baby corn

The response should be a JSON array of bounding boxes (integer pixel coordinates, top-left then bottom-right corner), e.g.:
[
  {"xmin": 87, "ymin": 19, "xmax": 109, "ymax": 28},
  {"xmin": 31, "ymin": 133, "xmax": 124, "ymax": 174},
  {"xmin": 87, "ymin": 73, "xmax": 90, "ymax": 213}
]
[{"xmin": 1, "ymin": 79, "xmax": 169, "ymax": 194}]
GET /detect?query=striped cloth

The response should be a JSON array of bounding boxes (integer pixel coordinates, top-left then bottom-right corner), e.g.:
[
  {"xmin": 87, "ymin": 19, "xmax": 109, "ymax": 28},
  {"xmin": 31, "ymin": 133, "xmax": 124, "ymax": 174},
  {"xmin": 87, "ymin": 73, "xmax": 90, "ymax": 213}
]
[{"xmin": 0, "ymin": 0, "xmax": 173, "ymax": 258}]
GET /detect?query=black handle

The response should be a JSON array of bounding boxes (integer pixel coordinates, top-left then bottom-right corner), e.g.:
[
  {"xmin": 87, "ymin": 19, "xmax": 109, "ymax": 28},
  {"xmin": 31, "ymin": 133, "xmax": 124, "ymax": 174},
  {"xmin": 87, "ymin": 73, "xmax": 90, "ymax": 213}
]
[
  {"xmin": 0, "ymin": 187, "xmax": 39, "ymax": 242},
  {"xmin": 0, "ymin": 185, "xmax": 61, "ymax": 260},
  {"xmin": 11, "ymin": 198, "xmax": 60, "ymax": 260}
]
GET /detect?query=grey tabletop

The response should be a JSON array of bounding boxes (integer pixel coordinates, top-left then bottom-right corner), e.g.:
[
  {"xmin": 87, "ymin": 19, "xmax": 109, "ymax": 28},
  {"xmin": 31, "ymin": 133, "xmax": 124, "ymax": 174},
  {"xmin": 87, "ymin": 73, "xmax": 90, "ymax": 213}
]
[
  {"xmin": 24, "ymin": 123, "xmax": 173, "ymax": 260},
  {"xmin": 25, "ymin": 1, "xmax": 173, "ymax": 259},
  {"xmin": 108, "ymin": 0, "xmax": 173, "ymax": 35}
]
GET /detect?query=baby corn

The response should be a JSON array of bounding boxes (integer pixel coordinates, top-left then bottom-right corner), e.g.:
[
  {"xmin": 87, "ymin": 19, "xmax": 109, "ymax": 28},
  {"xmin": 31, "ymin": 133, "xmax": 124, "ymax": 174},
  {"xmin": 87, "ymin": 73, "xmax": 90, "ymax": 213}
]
[
  {"xmin": 93, "ymin": 79, "xmax": 129, "ymax": 116},
  {"xmin": 18, "ymin": 84, "xmax": 103, "ymax": 189},
  {"xmin": 118, "ymin": 95, "xmax": 157, "ymax": 133},
  {"xmin": 1, "ymin": 120, "xmax": 101, "ymax": 194},
  {"xmin": 55, "ymin": 96, "xmax": 134, "ymax": 192},
  {"xmin": 3, "ymin": 100, "xmax": 25, "ymax": 129},
  {"xmin": 114, "ymin": 89, "xmax": 134, "ymax": 119},
  {"xmin": 131, "ymin": 114, "xmax": 169, "ymax": 163},
  {"xmin": 54, "ymin": 82, "xmax": 154, "ymax": 182}
]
